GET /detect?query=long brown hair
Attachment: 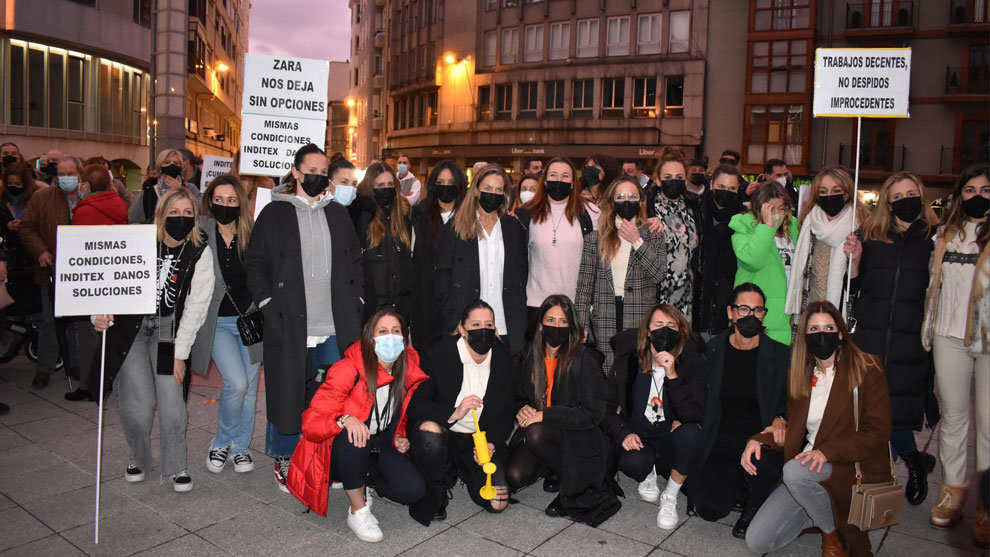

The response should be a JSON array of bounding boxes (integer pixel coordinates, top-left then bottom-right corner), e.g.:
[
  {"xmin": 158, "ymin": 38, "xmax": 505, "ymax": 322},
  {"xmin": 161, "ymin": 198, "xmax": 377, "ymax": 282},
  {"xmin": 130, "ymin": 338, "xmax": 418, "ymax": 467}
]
[
  {"xmin": 597, "ymin": 176, "xmax": 647, "ymax": 264},
  {"xmin": 527, "ymin": 295, "xmax": 583, "ymax": 410},
  {"xmin": 360, "ymin": 307, "xmax": 409, "ymax": 411},
  {"xmin": 788, "ymin": 301, "xmax": 880, "ymax": 399},
  {"xmin": 799, "ymin": 165, "xmax": 869, "ymax": 226},
  {"xmin": 453, "ymin": 164, "xmax": 511, "ymax": 241},
  {"xmin": 861, "ymin": 171, "xmax": 939, "ymax": 243},
  {"xmin": 942, "ymin": 163, "xmax": 990, "ymax": 251},
  {"xmin": 1, "ymin": 161, "xmax": 35, "ymax": 202},
  {"xmin": 358, "ymin": 162, "xmax": 412, "ymax": 250},
  {"xmin": 528, "ymin": 157, "xmax": 584, "ymax": 225},
  {"xmin": 750, "ymin": 181, "xmax": 794, "ymax": 240},
  {"xmin": 202, "ymin": 174, "xmax": 255, "ymax": 253},
  {"xmin": 637, "ymin": 304, "xmax": 692, "ymax": 373}
]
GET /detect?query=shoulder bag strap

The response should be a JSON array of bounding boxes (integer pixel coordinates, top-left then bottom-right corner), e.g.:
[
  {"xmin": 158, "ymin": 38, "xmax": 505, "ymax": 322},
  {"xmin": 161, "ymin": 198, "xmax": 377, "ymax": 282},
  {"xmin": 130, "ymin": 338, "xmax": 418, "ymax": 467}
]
[{"xmin": 222, "ymin": 284, "xmax": 247, "ymax": 319}]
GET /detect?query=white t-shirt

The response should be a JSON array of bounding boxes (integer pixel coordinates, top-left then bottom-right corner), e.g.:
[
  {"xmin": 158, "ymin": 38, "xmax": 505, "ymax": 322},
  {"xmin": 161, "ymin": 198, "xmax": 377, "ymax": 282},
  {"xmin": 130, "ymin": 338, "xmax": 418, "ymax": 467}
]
[
  {"xmin": 804, "ymin": 364, "xmax": 835, "ymax": 451},
  {"xmin": 450, "ymin": 337, "xmax": 492, "ymax": 434},
  {"xmin": 775, "ymin": 235, "xmax": 795, "ymax": 281},
  {"xmin": 368, "ymin": 371, "xmax": 396, "ymax": 435},
  {"xmin": 644, "ymin": 366, "xmax": 666, "ymax": 424}
]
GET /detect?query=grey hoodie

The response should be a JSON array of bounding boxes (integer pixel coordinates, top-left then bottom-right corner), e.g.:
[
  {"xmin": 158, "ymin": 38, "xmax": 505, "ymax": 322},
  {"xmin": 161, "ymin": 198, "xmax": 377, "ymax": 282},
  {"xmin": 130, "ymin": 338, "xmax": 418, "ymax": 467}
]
[{"xmin": 273, "ymin": 191, "xmax": 336, "ymax": 338}]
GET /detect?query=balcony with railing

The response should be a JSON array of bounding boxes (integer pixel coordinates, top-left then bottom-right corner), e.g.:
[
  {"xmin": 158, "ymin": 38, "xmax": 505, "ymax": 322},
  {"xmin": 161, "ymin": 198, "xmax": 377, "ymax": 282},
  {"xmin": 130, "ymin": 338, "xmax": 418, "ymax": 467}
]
[
  {"xmin": 949, "ymin": 0, "xmax": 989, "ymax": 28},
  {"xmin": 945, "ymin": 66, "xmax": 989, "ymax": 97},
  {"xmin": 845, "ymin": 1, "xmax": 915, "ymax": 34}
]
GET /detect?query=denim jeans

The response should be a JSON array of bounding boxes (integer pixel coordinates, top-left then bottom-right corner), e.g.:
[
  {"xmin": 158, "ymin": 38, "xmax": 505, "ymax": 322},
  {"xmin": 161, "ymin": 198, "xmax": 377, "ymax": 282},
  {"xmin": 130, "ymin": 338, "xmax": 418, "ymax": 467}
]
[
  {"xmin": 210, "ymin": 316, "xmax": 261, "ymax": 454},
  {"xmin": 114, "ymin": 315, "xmax": 187, "ymax": 477},
  {"xmin": 265, "ymin": 336, "xmax": 340, "ymax": 458},
  {"xmin": 746, "ymin": 460, "xmax": 835, "ymax": 554}
]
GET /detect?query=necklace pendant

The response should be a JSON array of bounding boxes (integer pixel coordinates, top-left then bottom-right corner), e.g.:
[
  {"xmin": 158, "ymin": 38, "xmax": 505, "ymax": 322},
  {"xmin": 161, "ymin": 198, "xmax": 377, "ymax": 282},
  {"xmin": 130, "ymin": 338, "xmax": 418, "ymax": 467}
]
[{"xmin": 552, "ymin": 236, "xmax": 557, "ymax": 246}]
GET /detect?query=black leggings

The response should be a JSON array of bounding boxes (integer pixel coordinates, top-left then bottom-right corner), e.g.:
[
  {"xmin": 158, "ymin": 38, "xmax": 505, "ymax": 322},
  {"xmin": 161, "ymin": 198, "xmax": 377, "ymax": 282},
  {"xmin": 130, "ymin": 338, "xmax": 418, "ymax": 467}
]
[
  {"xmin": 505, "ymin": 423, "xmax": 563, "ymax": 489},
  {"xmin": 410, "ymin": 426, "xmax": 508, "ymax": 511},
  {"xmin": 617, "ymin": 421, "xmax": 704, "ymax": 482},
  {"xmin": 330, "ymin": 425, "xmax": 426, "ymax": 506},
  {"xmin": 691, "ymin": 435, "xmax": 784, "ymax": 522}
]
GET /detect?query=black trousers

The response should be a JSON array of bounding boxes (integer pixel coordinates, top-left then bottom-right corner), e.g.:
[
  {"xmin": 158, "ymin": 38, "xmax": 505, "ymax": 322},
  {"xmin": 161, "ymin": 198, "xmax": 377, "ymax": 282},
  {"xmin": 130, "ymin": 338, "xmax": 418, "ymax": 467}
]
[
  {"xmin": 505, "ymin": 422, "xmax": 563, "ymax": 489},
  {"xmin": 410, "ymin": 426, "xmax": 507, "ymax": 513},
  {"xmin": 330, "ymin": 421, "xmax": 426, "ymax": 506},
  {"xmin": 617, "ymin": 420, "xmax": 704, "ymax": 482},
  {"xmin": 691, "ymin": 435, "xmax": 784, "ymax": 522}
]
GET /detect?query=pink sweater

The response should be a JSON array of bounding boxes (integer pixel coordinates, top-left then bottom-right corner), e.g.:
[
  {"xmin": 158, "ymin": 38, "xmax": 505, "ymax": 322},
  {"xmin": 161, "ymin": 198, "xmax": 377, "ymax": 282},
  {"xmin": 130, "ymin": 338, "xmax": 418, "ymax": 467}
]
[{"xmin": 526, "ymin": 203, "xmax": 587, "ymax": 306}]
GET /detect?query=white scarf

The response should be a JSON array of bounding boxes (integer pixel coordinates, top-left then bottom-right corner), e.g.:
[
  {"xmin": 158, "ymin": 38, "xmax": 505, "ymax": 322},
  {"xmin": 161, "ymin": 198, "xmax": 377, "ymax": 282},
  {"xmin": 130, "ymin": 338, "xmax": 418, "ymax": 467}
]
[{"xmin": 784, "ymin": 203, "xmax": 853, "ymax": 314}]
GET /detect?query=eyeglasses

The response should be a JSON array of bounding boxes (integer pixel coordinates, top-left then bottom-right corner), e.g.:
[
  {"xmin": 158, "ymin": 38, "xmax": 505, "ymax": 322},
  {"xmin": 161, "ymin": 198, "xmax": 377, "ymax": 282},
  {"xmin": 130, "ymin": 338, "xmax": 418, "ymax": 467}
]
[{"xmin": 732, "ymin": 304, "xmax": 768, "ymax": 318}]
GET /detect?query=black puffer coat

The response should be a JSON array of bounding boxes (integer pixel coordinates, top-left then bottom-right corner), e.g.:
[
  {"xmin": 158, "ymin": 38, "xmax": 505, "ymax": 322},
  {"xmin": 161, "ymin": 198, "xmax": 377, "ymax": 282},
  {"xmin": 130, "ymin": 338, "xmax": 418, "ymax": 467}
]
[{"xmin": 852, "ymin": 220, "xmax": 938, "ymax": 431}]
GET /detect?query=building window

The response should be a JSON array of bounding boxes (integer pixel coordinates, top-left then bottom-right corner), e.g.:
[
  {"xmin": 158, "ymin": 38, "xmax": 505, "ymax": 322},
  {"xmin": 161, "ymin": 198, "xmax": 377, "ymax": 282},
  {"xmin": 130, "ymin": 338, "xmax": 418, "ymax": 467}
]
[
  {"xmin": 478, "ymin": 86, "xmax": 492, "ymax": 120},
  {"xmin": 576, "ymin": 18, "xmax": 599, "ymax": 58},
  {"xmin": 602, "ymin": 77, "xmax": 624, "ymax": 117},
  {"xmin": 746, "ymin": 104, "xmax": 805, "ymax": 168},
  {"xmin": 959, "ymin": 116, "xmax": 990, "ymax": 170},
  {"xmin": 518, "ymin": 82, "xmax": 538, "ymax": 118},
  {"xmin": 9, "ymin": 43, "xmax": 26, "ymax": 125},
  {"xmin": 669, "ymin": 11, "xmax": 690, "ymax": 53},
  {"xmin": 501, "ymin": 28, "xmax": 519, "ymax": 64},
  {"xmin": 49, "ymin": 50, "xmax": 65, "ymax": 129},
  {"xmin": 633, "ymin": 77, "xmax": 656, "ymax": 118},
  {"xmin": 427, "ymin": 91, "xmax": 438, "ymax": 125},
  {"xmin": 495, "ymin": 83, "xmax": 512, "ymax": 119},
  {"xmin": 859, "ymin": 119, "xmax": 894, "ymax": 170},
  {"xmin": 754, "ymin": 0, "xmax": 811, "ymax": 31},
  {"xmin": 545, "ymin": 80, "xmax": 564, "ymax": 118},
  {"xmin": 134, "ymin": 0, "xmax": 152, "ymax": 27},
  {"xmin": 637, "ymin": 13, "xmax": 662, "ymax": 55},
  {"xmin": 750, "ymin": 39, "xmax": 808, "ymax": 94},
  {"xmin": 67, "ymin": 54, "xmax": 86, "ymax": 131},
  {"xmin": 484, "ymin": 31, "xmax": 497, "ymax": 66},
  {"xmin": 28, "ymin": 47, "xmax": 46, "ymax": 128},
  {"xmin": 524, "ymin": 24, "xmax": 544, "ymax": 62},
  {"xmin": 664, "ymin": 75, "xmax": 684, "ymax": 117},
  {"xmin": 572, "ymin": 78, "xmax": 594, "ymax": 118},
  {"xmin": 606, "ymin": 16, "xmax": 630, "ymax": 57},
  {"xmin": 354, "ymin": 68, "xmax": 359, "ymax": 86},
  {"xmin": 550, "ymin": 22, "xmax": 570, "ymax": 60}
]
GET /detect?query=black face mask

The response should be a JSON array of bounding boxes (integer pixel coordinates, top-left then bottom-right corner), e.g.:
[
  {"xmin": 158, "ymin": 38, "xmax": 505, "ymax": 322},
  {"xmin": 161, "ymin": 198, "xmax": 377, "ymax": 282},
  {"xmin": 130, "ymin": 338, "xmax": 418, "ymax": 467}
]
[
  {"xmin": 690, "ymin": 173, "xmax": 706, "ymax": 187},
  {"xmin": 582, "ymin": 166, "xmax": 601, "ymax": 189},
  {"xmin": 160, "ymin": 164, "xmax": 183, "ymax": 180},
  {"xmin": 545, "ymin": 180, "xmax": 573, "ymax": 202},
  {"xmin": 299, "ymin": 173, "xmax": 329, "ymax": 197},
  {"xmin": 374, "ymin": 187, "xmax": 396, "ymax": 210},
  {"xmin": 542, "ymin": 325, "xmax": 570, "ymax": 349},
  {"xmin": 961, "ymin": 194, "xmax": 990, "ymax": 220},
  {"xmin": 466, "ymin": 327, "xmax": 497, "ymax": 355},
  {"xmin": 435, "ymin": 184, "xmax": 458, "ymax": 204},
  {"xmin": 889, "ymin": 196, "xmax": 922, "ymax": 223},
  {"xmin": 661, "ymin": 179, "xmax": 686, "ymax": 200},
  {"xmin": 735, "ymin": 315, "xmax": 764, "ymax": 338},
  {"xmin": 614, "ymin": 200, "xmax": 640, "ymax": 221},
  {"xmin": 649, "ymin": 326, "xmax": 680, "ymax": 354},
  {"xmin": 42, "ymin": 162, "xmax": 57, "ymax": 176},
  {"xmin": 478, "ymin": 191, "xmax": 504, "ymax": 214},
  {"xmin": 212, "ymin": 204, "xmax": 240, "ymax": 225},
  {"xmin": 816, "ymin": 193, "xmax": 846, "ymax": 217},
  {"xmin": 805, "ymin": 331, "xmax": 841, "ymax": 360},
  {"xmin": 1, "ymin": 155, "xmax": 16, "ymax": 169},
  {"xmin": 6, "ymin": 184, "xmax": 24, "ymax": 196},
  {"xmin": 712, "ymin": 189, "xmax": 738, "ymax": 209},
  {"xmin": 164, "ymin": 215, "xmax": 196, "ymax": 241}
]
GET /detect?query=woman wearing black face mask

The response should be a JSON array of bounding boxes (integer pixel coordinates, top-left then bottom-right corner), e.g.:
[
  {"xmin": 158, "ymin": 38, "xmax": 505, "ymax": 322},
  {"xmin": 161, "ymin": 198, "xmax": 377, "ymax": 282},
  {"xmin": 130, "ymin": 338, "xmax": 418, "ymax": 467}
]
[
  {"xmin": 579, "ymin": 154, "xmax": 619, "ymax": 206},
  {"xmin": 603, "ymin": 303, "xmax": 707, "ymax": 531},
  {"xmin": 0, "ymin": 161, "xmax": 44, "ymax": 317},
  {"xmin": 743, "ymin": 301, "xmax": 890, "ymax": 557},
  {"xmin": 129, "ymin": 149, "xmax": 202, "ymax": 224},
  {"xmin": 506, "ymin": 295, "xmax": 620, "ymax": 525},
  {"xmin": 842, "ymin": 172, "xmax": 941, "ymax": 508},
  {"xmin": 94, "ymin": 188, "xmax": 214, "ymax": 493},
  {"xmin": 357, "ymin": 163, "xmax": 429, "ymax": 348},
  {"xmin": 407, "ymin": 300, "xmax": 516, "ymax": 524},
  {"xmin": 189, "ymin": 175, "xmax": 263, "ymax": 476},
  {"xmin": 435, "ymin": 164, "xmax": 528, "ymax": 354},
  {"xmin": 650, "ymin": 147, "xmax": 698, "ymax": 318},
  {"xmin": 689, "ymin": 283, "xmax": 790, "ymax": 539}
]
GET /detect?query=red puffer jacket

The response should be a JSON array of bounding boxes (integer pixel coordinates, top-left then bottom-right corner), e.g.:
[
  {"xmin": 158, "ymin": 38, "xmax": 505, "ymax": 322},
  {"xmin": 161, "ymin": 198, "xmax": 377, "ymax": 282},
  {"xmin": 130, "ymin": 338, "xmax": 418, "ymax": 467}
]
[
  {"xmin": 71, "ymin": 190, "xmax": 128, "ymax": 225},
  {"xmin": 286, "ymin": 341, "xmax": 428, "ymax": 516}
]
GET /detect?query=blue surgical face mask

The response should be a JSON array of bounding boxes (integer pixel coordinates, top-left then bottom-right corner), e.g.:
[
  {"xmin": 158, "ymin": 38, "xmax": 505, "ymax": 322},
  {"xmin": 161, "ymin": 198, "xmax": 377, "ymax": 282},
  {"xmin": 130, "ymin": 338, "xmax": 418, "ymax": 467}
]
[
  {"xmin": 397, "ymin": 163, "xmax": 409, "ymax": 175},
  {"xmin": 58, "ymin": 175, "xmax": 79, "ymax": 193},
  {"xmin": 374, "ymin": 333, "xmax": 405, "ymax": 364},
  {"xmin": 331, "ymin": 183, "xmax": 357, "ymax": 206}
]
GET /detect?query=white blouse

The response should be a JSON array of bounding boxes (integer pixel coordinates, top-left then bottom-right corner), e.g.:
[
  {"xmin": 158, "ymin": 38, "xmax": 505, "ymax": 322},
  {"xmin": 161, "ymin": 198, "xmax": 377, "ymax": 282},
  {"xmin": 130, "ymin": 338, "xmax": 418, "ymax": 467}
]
[
  {"xmin": 450, "ymin": 337, "xmax": 492, "ymax": 434},
  {"xmin": 804, "ymin": 364, "xmax": 836, "ymax": 452}
]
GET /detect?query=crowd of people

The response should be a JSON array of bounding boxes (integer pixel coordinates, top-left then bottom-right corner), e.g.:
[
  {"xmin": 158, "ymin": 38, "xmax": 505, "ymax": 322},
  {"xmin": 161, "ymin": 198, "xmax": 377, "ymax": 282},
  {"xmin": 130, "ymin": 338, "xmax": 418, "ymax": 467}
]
[{"xmin": 0, "ymin": 139, "xmax": 987, "ymax": 556}]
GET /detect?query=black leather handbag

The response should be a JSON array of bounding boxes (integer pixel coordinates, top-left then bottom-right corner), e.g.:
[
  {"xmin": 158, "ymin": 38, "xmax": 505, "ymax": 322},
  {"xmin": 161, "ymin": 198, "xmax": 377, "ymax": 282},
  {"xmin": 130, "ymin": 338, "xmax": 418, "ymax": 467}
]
[{"xmin": 224, "ymin": 286, "xmax": 263, "ymax": 346}]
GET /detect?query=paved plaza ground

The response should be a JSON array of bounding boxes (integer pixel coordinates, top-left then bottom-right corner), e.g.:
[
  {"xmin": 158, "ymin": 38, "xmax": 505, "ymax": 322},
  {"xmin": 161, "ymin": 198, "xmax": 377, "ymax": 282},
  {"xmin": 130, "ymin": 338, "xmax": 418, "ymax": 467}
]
[{"xmin": 0, "ymin": 355, "xmax": 984, "ymax": 556}]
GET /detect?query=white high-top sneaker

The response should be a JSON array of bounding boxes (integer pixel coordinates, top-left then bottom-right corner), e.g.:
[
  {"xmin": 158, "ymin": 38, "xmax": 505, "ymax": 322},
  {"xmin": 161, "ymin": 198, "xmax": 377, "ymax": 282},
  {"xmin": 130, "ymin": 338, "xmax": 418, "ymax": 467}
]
[{"xmin": 637, "ymin": 469, "xmax": 660, "ymax": 502}]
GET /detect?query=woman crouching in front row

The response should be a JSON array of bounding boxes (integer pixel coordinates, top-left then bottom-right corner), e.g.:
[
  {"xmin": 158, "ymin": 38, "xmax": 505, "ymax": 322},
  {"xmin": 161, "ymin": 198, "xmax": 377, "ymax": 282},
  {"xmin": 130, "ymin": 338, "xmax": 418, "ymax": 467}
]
[
  {"xmin": 742, "ymin": 301, "xmax": 891, "ymax": 556},
  {"xmin": 286, "ymin": 307, "xmax": 427, "ymax": 543}
]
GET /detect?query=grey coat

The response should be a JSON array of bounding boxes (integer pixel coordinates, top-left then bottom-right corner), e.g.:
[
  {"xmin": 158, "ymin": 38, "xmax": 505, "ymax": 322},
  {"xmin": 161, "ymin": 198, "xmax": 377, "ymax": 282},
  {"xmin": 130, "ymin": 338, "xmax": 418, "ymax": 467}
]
[{"xmin": 189, "ymin": 217, "xmax": 263, "ymax": 375}]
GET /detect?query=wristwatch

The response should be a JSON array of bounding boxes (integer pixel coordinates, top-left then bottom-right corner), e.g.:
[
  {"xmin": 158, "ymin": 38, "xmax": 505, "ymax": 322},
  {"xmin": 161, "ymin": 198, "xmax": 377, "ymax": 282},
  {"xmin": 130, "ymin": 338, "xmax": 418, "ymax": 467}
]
[{"xmin": 337, "ymin": 415, "xmax": 350, "ymax": 429}]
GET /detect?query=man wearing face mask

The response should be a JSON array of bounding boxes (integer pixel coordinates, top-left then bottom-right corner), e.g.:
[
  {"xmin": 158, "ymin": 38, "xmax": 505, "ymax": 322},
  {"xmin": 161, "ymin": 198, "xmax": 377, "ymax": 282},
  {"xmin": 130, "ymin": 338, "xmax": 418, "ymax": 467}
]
[
  {"xmin": 36, "ymin": 149, "xmax": 63, "ymax": 186},
  {"xmin": 761, "ymin": 159, "xmax": 798, "ymax": 214},
  {"xmin": 396, "ymin": 154, "xmax": 422, "ymax": 206},
  {"xmin": 245, "ymin": 143, "xmax": 365, "ymax": 493},
  {"xmin": 690, "ymin": 283, "xmax": 790, "ymax": 539},
  {"xmin": 130, "ymin": 149, "xmax": 202, "ymax": 224}
]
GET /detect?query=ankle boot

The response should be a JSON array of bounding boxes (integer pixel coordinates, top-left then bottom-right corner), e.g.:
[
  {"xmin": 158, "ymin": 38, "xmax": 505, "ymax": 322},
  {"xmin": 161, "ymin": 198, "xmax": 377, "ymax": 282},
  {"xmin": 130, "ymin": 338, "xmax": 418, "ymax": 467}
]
[
  {"xmin": 904, "ymin": 451, "xmax": 936, "ymax": 505},
  {"xmin": 974, "ymin": 501, "xmax": 989, "ymax": 549},
  {"xmin": 821, "ymin": 529, "xmax": 848, "ymax": 557},
  {"xmin": 930, "ymin": 483, "xmax": 968, "ymax": 529}
]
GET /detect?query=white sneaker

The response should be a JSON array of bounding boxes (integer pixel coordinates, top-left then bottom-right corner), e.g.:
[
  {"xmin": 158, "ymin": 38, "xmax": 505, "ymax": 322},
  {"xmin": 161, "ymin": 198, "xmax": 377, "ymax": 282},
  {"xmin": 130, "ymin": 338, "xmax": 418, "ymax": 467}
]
[
  {"xmin": 657, "ymin": 492, "xmax": 679, "ymax": 530},
  {"xmin": 637, "ymin": 469, "xmax": 660, "ymax": 502},
  {"xmin": 347, "ymin": 505, "xmax": 383, "ymax": 543}
]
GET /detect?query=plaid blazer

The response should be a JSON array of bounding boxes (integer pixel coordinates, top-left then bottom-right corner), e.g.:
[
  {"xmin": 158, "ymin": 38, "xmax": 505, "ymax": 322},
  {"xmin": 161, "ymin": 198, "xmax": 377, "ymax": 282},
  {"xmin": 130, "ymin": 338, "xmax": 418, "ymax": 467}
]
[{"xmin": 575, "ymin": 227, "xmax": 666, "ymax": 374}]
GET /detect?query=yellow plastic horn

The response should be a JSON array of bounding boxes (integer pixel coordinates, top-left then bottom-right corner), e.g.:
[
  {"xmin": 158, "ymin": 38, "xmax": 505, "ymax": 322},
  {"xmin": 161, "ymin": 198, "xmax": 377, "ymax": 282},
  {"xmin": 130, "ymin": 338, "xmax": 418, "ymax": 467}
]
[{"xmin": 471, "ymin": 409, "xmax": 497, "ymax": 500}]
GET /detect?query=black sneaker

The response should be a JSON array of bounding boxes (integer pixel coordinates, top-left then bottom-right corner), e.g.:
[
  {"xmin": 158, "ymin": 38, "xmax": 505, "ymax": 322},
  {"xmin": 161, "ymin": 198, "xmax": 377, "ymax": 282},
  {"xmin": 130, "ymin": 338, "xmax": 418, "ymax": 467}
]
[
  {"xmin": 125, "ymin": 463, "xmax": 145, "ymax": 483},
  {"xmin": 274, "ymin": 457, "xmax": 290, "ymax": 493},
  {"xmin": 64, "ymin": 389, "xmax": 94, "ymax": 402},
  {"xmin": 543, "ymin": 472, "xmax": 560, "ymax": 493},
  {"xmin": 172, "ymin": 470, "xmax": 193, "ymax": 492},
  {"xmin": 545, "ymin": 495, "xmax": 565, "ymax": 517},
  {"xmin": 207, "ymin": 446, "xmax": 230, "ymax": 473},
  {"xmin": 232, "ymin": 451, "xmax": 254, "ymax": 473}
]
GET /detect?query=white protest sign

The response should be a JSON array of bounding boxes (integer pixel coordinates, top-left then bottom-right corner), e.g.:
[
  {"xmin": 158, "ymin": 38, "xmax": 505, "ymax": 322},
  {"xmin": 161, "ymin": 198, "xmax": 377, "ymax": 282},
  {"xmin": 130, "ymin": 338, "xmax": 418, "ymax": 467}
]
[
  {"xmin": 813, "ymin": 48, "xmax": 911, "ymax": 118},
  {"xmin": 253, "ymin": 186, "xmax": 272, "ymax": 221},
  {"xmin": 54, "ymin": 225, "xmax": 157, "ymax": 317},
  {"xmin": 239, "ymin": 54, "xmax": 329, "ymax": 176},
  {"xmin": 200, "ymin": 155, "xmax": 233, "ymax": 192}
]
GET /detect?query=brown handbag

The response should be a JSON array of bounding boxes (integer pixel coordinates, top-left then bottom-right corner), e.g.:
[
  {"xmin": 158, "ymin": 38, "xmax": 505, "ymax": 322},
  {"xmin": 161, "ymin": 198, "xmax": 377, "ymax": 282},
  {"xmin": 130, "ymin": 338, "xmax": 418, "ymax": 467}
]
[{"xmin": 847, "ymin": 387, "xmax": 903, "ymax": 531}]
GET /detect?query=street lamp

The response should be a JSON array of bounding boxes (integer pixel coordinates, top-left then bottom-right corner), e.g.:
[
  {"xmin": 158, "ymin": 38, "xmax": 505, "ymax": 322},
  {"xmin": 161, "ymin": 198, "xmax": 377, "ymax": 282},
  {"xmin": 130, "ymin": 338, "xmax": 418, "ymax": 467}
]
[
  {"xmin": 346, "ymin": 98, "xmax": 356, "ymax": 107},
  {"xmin": 216, "ymin": 62, "xmax": 230, "ymax": 72},
  {"xmin": 444, "ymin": 54, "xmax": 456, "ymax": 64}
]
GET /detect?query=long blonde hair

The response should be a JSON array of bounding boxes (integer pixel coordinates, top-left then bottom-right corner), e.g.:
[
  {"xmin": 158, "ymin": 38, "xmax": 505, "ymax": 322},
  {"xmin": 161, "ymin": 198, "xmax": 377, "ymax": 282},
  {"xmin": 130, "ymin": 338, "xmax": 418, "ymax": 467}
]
[
  {"xmin": 800, "ymin": 166, "xmax": 869, "ymax": 226},
  {"xmin": 861, "ymin": 171, "xmax": 938, "ymax": 243},
  {"xmin": 597, "ymin": 176, "xmax": 646, "ymax": 264},
  {"xmin": 154, "ymin": 188, "xmax": 204, "ymax": 247},
  {"xmin": 358, "ymin": 162, "xmax": 411, "ymax": 250},
  {"xmin": 453, "ymin": 164, "xmax": 511, "ymax": 241},
  {"xmin": 202, "ymin": 174, "xmax": 254, "ymax": 253}
]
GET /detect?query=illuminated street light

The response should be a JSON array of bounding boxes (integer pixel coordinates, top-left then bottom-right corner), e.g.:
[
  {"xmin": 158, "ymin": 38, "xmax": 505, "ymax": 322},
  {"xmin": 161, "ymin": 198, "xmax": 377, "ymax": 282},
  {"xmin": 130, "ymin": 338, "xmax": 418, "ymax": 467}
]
[
  {"xmin": 216, "ymin": 62, "xmax": 230, "ymax": 72},
  {"xmin": 444, "ymin": 54, "xmax": 456, "ymax": 64},
  {"xmin": 346, "ymin": 98, "xmax": 356, "ymax": 107}
]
